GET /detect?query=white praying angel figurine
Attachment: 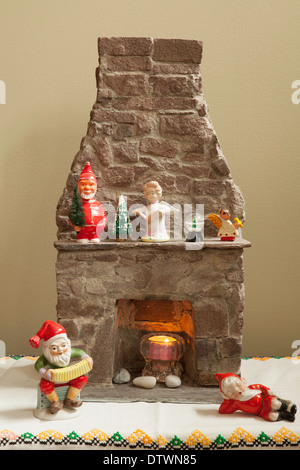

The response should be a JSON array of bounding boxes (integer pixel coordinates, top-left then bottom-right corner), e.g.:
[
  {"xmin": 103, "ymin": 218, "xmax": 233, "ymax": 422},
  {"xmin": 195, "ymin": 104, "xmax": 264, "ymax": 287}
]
[{"xmin": 133, "ymin": 181, "xmax": 173, "ymax": 242}]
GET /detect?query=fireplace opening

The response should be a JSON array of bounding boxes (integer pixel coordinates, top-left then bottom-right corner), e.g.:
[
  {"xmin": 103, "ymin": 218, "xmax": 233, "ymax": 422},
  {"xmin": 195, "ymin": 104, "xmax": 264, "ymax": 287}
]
[{"xmin": 113, "ymin": 299, "xmax": 197, "ymax": 385}]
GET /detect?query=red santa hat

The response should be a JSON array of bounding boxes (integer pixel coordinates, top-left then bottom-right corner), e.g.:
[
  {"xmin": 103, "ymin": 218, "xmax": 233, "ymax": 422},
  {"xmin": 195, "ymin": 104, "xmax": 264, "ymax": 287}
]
[
  {"xmin": 216, "ymin": 372, "xmax": 241, "ymax": 394},
  {"xmin": 78, "ymin": 161, "xmax": 97, "ymax": 183},
  {"xmin": 29, "ymin": 321, "xmax": 67, "ymax": 349}
]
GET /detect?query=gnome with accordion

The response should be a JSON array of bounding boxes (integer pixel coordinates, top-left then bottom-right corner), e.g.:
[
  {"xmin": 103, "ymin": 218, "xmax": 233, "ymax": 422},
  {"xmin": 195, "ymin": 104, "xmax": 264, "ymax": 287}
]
[{"xmin": 29, "ymin": 320, "xmax": 93, "ymax": 415}]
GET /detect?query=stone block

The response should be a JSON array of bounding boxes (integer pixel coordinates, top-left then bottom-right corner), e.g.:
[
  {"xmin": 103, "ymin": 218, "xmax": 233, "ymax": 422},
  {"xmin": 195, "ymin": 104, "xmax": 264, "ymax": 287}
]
[
  {"xmin": 58, "ymin": 318, "xmax": 79, "ymax": 341},
  {"xmin": 149, "ymin": 76, "xmax": 192, "ymax": 96},
  {"xmin": 153, "ymin": 63, "xmax": 200, "ymax": 75},
  {"xmin": 216, "ymin": 357, "xmax": 242, "ymax": 376},
  {"xmin": 195, "ymin": 338, "xmax": 219, "ymax": 371},
  {"xmin": 217, "ymin": 336, "xmax": 242, "ymax": 358},
  {"xmin": 91, "ymin": 107, "xmax": 136, "ymax": 124},
  {"xmin": 230, "ymin": 284, "xmax": 245, "ymax": 313},
  {"xmin": 90, "ymin": 316, "xmax": 116, "ymax": 384},
  {"xmin": 98, "ymin": 37, "xmax": 153, "ymax": 57},
  {"xmin": 85, "ymin": 278, "xmax": 107, "ymax": 295},
  {"xmin": 104, "ymin": 73, "xmax": 148, "ymax": 96},
  {"xmin": 212, "ymin": 156, "xmax": 231, "ymax": 176},
  {"xmin": 175, "ymin": 175, "xmax": 191, "ymax": 194},
  {"xmin": 139, "ymin": 137, "xmax": 178, "ymax": 158},
  {"xmin": 160, "ymin": 114, "xmax": 210, "ymax": 142},
  {"xmin": 153, "ymin": 39, "xmax": 202, "ymax": 63},
  {"xmin": 113, "ymin": 96, "xmax": 198, "ymax": 111},
  {"xmin": 91, "ymin": 136, "xmax": 114, "ymax": 167},
  {"xmin": 135, "ymin": 112, "xmax": 157, "ymax": 135},
  {"xmin": 113, "ymin": 142, "xmax": 139, "ymax": 162},
  {"xmin": 194, "ymin": 180, "xmax": 225, "ymax": 195},
  {"xmin": 107, "ymin": 56, "xmax": 152, "ymax": 72},
  {"xmin": 113, "ymin": 124, "xmax": 136, "ymax": 141},
  {"xmin": 196, "ymin": 370, "xmax": 218, "ymax": 386},
  {"xmin": 226, "ymin": 268, "xmax": 244, "ymax": 283},
  {"xmin": 193, "ymin": 299, "xmax": 229, "ymax": 338},
  {"xmin": 139, "ymin": 156, "xmax": 164, "ymax": 171},
  {"xmin": 181, "ymin": 164, "xmax": 212, "ymax": 178}
]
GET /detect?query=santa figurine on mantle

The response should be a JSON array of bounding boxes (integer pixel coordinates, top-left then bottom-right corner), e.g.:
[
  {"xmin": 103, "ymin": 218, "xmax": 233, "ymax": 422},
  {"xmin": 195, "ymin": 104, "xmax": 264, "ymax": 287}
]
[
  {"xmin": 216, "ymin": 372, "xmax": 297, "ymax": 422},
  {"xmin": 68, "ymin": 161, "xmax": 107, "ymax": 243},
  {"xmin": 29, "ymin": 320, "xmax": 93, "ymax": 416}
]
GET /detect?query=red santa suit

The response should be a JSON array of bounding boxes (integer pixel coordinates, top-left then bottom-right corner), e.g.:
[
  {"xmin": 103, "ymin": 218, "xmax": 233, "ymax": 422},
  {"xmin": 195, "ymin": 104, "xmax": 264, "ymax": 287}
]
[
  {"xmin": 75, "ymin": 162, "xmax": 107, "ymax": 242},
  {"xmin": 216, "ymin": 373, "xmax": 279, "ymax": 421},
  {"xmin": 77, "ymin": 198, "xmax": 107, "ymax": 242}
]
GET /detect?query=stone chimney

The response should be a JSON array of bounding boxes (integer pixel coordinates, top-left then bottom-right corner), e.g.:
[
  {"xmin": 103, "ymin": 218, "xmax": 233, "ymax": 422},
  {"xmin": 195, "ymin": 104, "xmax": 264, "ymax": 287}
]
[{"xmin": 56, "ymin": 37, "xmax": 245, "ymax": 240}]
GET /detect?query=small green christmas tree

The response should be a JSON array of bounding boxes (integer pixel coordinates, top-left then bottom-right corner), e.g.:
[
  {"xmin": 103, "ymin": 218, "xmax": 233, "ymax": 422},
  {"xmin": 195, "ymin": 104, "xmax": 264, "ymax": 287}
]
[
  {"xmin": 186, "ymin": 215, "xmax": 203, "ymax": 243},
  {"xmin": 68, "ymin": 186, "xmax": 86, "ymax": 229},
  {"xmin": 113, "ymin": 195, "xmax": 132, "ymax": 241},
  {"xmin": 192, "ymin": 216, "xmax": 198, "ymax": 230}
]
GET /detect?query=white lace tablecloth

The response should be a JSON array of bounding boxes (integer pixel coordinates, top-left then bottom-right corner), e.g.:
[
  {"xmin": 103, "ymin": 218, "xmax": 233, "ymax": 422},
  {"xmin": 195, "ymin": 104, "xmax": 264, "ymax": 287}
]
[{"xmin": 0, "ymin": 356, "xmax": 299, "ymax": 450}]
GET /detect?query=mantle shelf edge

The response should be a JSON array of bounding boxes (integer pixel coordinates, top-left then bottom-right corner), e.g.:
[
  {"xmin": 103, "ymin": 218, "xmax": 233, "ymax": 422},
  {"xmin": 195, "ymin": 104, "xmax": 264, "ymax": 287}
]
[{"xmin": 54, "ymin": 238, "xmax": 251, "ymax": 251}]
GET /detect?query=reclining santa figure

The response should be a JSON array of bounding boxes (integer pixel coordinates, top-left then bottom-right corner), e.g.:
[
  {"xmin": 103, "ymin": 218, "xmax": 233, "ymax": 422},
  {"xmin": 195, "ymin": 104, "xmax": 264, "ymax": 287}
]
[
  {"xmin": 216, "ymin": 372, "xmax": 297, "ymax": 422},
  {"xmin": 29, "ymin": 320, "xmax": 93, "ymax": 415}
]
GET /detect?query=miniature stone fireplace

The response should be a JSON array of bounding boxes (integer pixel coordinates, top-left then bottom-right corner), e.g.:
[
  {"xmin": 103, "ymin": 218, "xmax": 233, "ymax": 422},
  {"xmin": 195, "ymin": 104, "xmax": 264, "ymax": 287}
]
[{"xmin": 55, "ymin": 37, "xmax": 250, "ymax": 403}]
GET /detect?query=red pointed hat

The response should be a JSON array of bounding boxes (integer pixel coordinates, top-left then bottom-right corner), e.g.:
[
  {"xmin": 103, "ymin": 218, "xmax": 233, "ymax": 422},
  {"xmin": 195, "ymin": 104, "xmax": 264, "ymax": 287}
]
[
  {"xmin": 29, "ymin": 320, "xmax": 67, "ymax": 349},
  {"xmin": 78, "ymin": 161, "xmax": 97, "ymax": 183},
  {"xmin": 216, "ymin": 372, "xmax": 241, "ymax": 393}
]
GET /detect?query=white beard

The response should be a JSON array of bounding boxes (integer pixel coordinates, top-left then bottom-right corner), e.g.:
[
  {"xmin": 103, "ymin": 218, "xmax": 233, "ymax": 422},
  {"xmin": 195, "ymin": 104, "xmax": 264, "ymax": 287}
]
[
  {"xmin": 80, "ymin": 191, "xmax": 95, "ymax": 200},
  {"xmin": 237, "ymin": 388, "xmax": 261, "ymax": 401},
  {"xmin": 44, "ymin": 348, "xmax": 71, "ymax": 367}
]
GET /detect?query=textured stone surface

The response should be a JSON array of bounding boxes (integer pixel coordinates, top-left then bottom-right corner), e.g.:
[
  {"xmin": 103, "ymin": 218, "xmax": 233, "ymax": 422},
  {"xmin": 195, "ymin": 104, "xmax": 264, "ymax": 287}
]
[
  {"xmin": 55, "ymin": 242, "xmax": 248, "ymax": 388},
  {"xmin": 153, "ymin": 39, "xmax": 203, "ymax": 63},
  {"xmin": 55, "ymin": 38, "xmax": 250, "ymax": 398},
  {"xmin": 56, "ymin": 37, "xmax": 245, "ymax": 242}
]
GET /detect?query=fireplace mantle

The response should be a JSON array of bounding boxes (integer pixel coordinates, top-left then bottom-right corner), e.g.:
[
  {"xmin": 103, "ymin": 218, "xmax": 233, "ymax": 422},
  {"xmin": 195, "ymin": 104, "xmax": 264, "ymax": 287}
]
[
  {"xmin": 55, "ymin": 238, "xmax": 251, "ymax": 251},
  {"xmin": 55, "ymin": 236, "xmax": 250, "ymax": 402}
]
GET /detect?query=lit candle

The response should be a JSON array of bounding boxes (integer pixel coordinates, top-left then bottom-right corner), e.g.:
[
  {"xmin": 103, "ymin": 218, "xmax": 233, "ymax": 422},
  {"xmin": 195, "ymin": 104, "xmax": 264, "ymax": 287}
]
[{"xmin": 148, "ymin": 335, "xmax": 178, "ymax": 361}]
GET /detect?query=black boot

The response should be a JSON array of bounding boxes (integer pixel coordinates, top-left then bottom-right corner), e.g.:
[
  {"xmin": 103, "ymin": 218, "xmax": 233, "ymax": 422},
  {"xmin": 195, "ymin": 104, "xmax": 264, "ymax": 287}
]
[
  {"xmin": 277, "ymin": 410, "xmax": 296, "ymax": 422},
  {"xmin": 279, "ymin": 399, "xmax": 297, "ymax": 415}
]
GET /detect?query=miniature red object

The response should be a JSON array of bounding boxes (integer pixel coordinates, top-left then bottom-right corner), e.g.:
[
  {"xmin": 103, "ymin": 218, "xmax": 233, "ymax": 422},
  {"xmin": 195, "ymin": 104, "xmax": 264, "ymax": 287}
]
[
  {"xmin": 69, "ymin": 161, "xmax": 107, "ymax": 243},
  {"xmin": 216, "ymin": 372, "xmax": 297, "ymax": 422}
]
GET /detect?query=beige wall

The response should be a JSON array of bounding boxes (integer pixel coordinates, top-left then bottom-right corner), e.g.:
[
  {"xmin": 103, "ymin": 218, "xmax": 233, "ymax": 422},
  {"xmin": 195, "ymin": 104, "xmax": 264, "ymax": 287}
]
[{"xmin": 0, "ymin": 0, "xmax": 299, "ymax": 357}]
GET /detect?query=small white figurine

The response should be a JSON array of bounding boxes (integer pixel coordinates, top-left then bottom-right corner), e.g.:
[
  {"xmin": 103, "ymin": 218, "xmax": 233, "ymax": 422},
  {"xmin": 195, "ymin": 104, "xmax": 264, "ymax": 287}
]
[{"xmin": 133, "ymin": 181, "xmax": 173, "ymax": 242}]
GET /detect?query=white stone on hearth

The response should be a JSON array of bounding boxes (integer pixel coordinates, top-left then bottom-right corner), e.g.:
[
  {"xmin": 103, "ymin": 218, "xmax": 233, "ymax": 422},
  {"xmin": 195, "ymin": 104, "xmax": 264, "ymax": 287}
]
[
  {"xmin": 165, "ymin": 375, "xmax": 181, "ymax": 388},
  {"xmin": 133, "ymin": 376, "xmax": 157, "ymax": 389},
  {"xmin": 113, "ymin": 368, "xmax": 131, "ymax": 384}
]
